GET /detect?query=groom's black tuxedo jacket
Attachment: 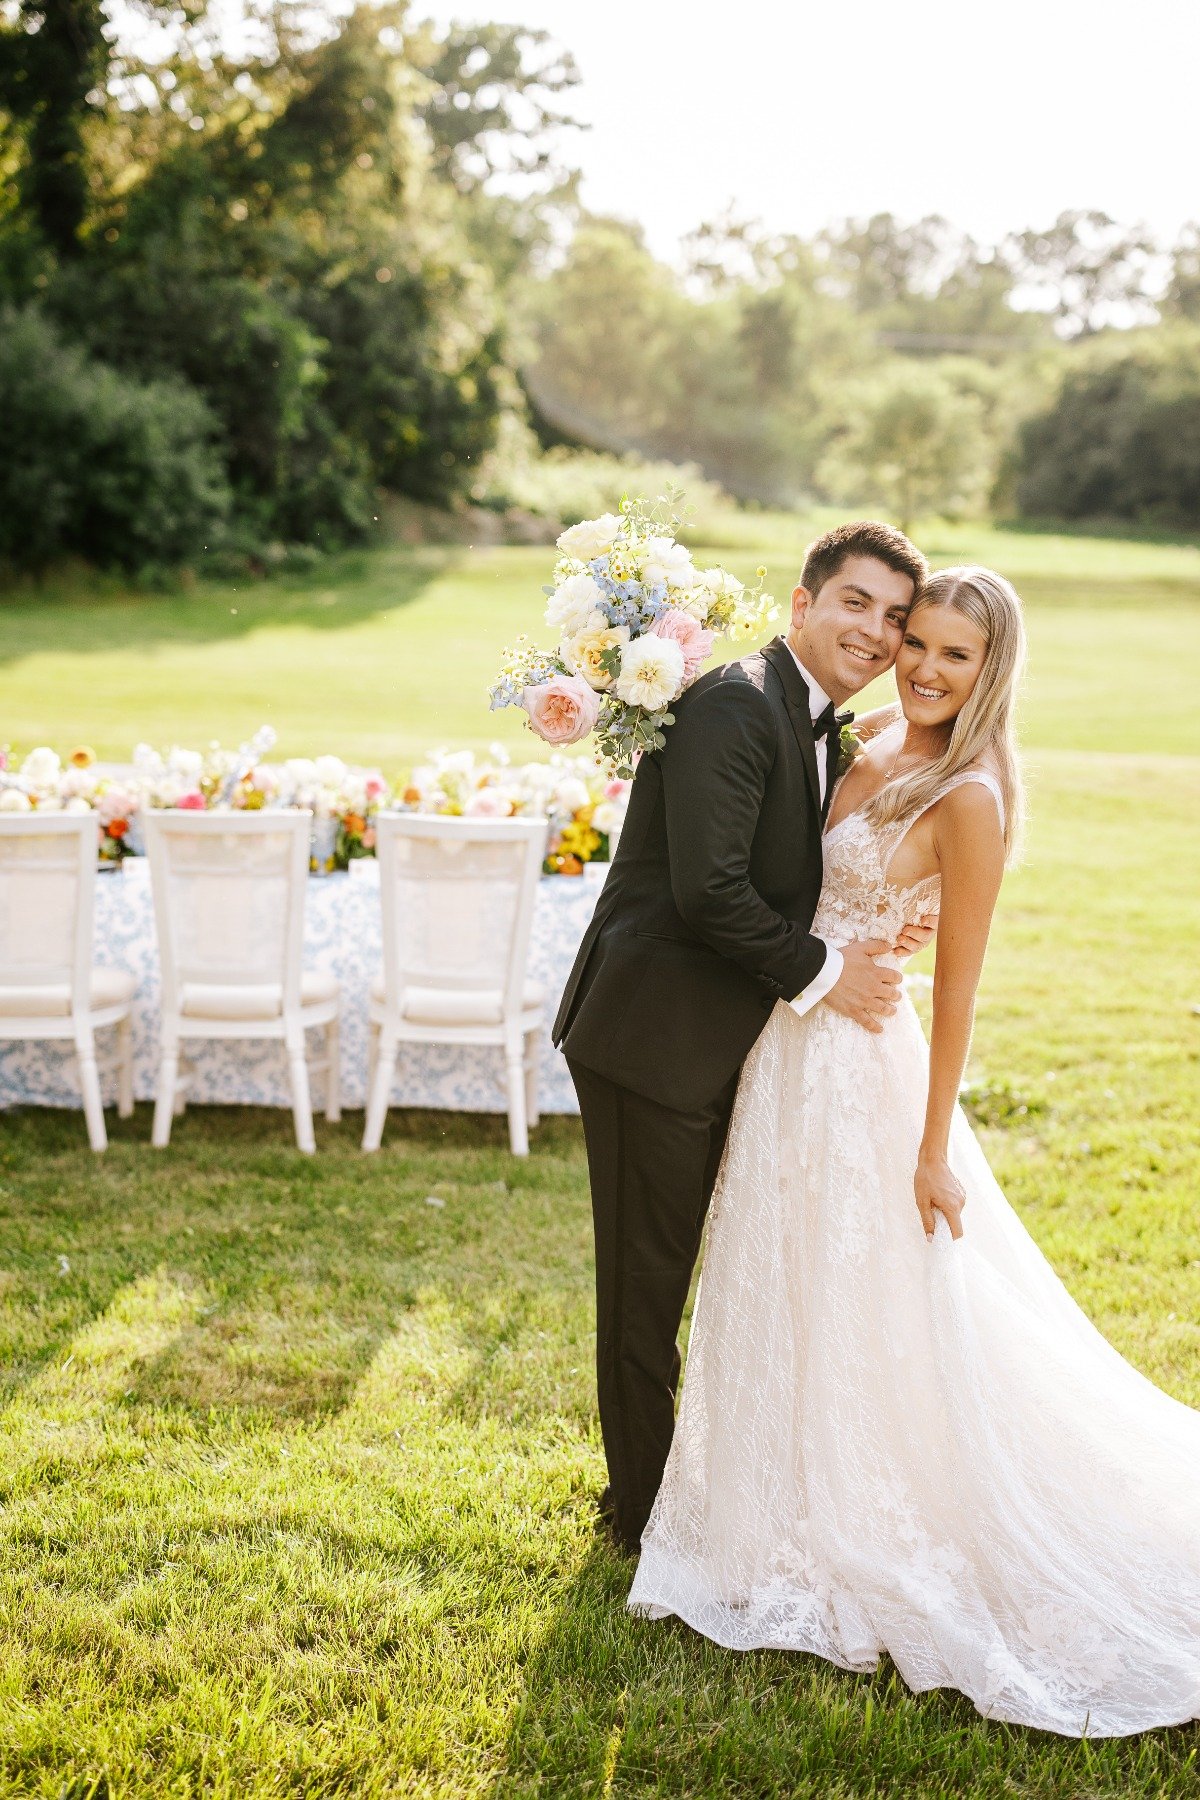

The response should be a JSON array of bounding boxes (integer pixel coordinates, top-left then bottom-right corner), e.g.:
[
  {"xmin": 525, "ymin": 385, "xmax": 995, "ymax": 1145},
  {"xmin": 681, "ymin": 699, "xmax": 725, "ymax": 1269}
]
[{"xmin": 553, "ymin": 637, "xmax": 833, "ymax": 1114}]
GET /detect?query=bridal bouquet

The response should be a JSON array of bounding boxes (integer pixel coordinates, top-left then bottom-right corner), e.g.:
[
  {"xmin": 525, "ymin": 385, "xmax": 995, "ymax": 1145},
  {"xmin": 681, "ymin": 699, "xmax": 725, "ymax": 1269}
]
[{"xmin": 489, "ymin": 496, "xmax": 776, "ymax": 776}]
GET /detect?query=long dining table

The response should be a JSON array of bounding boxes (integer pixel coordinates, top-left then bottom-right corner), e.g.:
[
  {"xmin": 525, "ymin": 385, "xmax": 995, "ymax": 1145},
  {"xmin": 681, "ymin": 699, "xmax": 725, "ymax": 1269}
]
[{"xmin": 0, "ymin": 858, "xmax": 609, "ymax": 1119}]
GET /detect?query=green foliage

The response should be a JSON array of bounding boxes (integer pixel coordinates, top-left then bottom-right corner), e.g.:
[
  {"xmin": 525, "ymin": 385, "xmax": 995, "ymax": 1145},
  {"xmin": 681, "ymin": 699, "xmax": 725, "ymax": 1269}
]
[
  {"xmin": 817, "ymin": 361, "xmax": 996, "ymax": 531},
  {"xmin": 475, "ymin": 413, "xmax": 733, "ymax": 529},
  {"xmin": 0, "ymin": 3, "xmax": 519, "ymax": 566},
  {"xmin": 0, "ymin": 0, "xmax": 108, "ymax": 257},
  {"xmin": 521, "ymin": 217, "xmax": 871, "ymax": 505},
  {"xmin": 1014, "ymin": 328, "xmax": 1200, "ymax": 526},
  {"xmin": 0, "ymin": 306, "xmax": 230, "ymax": 570}
]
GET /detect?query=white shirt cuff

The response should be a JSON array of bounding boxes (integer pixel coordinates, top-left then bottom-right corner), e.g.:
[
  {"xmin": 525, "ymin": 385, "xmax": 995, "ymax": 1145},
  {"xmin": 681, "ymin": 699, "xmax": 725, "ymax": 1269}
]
[{"xmin": 789, "ymin": 941, "xmax": 843, "ymax": 1017}]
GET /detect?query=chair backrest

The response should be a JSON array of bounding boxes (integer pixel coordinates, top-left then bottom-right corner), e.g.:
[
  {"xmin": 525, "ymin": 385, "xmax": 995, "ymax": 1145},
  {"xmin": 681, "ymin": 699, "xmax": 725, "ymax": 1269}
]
[
  {"xmin": 373, "ymin": 814, "xmax": 547, "ymax": 1020},
  {"xmin": 0, "ymin": 812, "xmax": 97, "ymax": 1010},
  {"xmin": 142, "ymin": 811, "xmax": 312, "ymax": 1015}
]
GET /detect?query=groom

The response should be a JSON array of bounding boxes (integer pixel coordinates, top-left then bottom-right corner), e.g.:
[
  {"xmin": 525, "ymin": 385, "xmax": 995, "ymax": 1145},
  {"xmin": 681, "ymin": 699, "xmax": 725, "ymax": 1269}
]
[{"xmin": 554, "ymin": 519, "xmax": 930, "ymax": 1552}]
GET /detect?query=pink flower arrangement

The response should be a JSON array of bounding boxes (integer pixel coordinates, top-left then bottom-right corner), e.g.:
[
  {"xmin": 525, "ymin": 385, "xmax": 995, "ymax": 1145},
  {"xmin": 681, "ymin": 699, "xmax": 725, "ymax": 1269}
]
[
  {"xmin": 647, "ymin": 608, "xmax": 714, "ymax": 686},
  {"xmin": 520, "ymin": 673, "xmax": 601, "ymax": 747},
  {"xmin": 177, "ymin": 791, "xmax": 206, "ymax": 811}
]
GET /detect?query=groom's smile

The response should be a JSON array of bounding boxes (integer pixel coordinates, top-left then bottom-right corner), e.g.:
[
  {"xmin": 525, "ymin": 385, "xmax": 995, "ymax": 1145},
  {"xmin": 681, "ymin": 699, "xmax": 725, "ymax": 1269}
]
[{"xmin": 788, "ymin": 551, "xmax": 916, "ymax": 704}]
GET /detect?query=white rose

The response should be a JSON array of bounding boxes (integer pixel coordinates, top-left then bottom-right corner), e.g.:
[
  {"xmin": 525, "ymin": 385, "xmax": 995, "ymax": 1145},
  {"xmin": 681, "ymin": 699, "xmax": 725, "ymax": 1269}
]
[
  {"xmin": 153, "ymin": 774, "xmax": 186, "ymax": 807},
  {"xmin": 37, "ymin": 795, "xmax": 64, "ymax": 813},
  {"xmin": 612, "ymin": 635, "xmax": 686, "ymax": 712},
  {"xmin": 64, "ymin": 796, "xmax": 92, "ymax": 815},
  {"xmin": 556, "ymin": 513, "xmax": 622, "ymax": 563},
  {"xmin": 133, "ymin": 743, "xmax": 164, "ymax": 777},
  {"xmin": 562, "ymin": 615, "xmax": 630, "ymax": 690},
  {"xmin": 592, "ymin": 800, "xmax": 621, "ymax": 835},
  {"xmin": 167, "ymin": 746, "xmax": 203, "ymax": 781},
  {"xmin": 699, "ymin": 566, "xmax": 743, "ymax": 596},
  {"xmin": 553, "ymin": 776, "xmax": 592, "ymax": 815},
  {"xmin": 676, "ymin": 586, "xmax": 713, "ymax": 622},
  {"xmin": 20, "ymin": 747, "xmax": 61, "ymax": 794},
  {"xmin": 546, "ymin": 572, "xmax": 607, "ymax": 639},
  {"xmin": 0, "ymin": 788, "xmax": 32, "ymax": 812},
  {"xmin": 642, "ymin": 536, "xmax": 696, "ymax": 591},
  {"xmin": 60, "ymin": 768, "xmax": 99, "ymax": 801},
  {"xmin": 313, "ymin": 755, "xmax": 347, "ymax": 788}
]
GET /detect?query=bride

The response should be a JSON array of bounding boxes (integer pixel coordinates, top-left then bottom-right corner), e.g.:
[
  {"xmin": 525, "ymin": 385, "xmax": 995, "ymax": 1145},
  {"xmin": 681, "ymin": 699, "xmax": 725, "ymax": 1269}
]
[{"xmin": 628, "ymin": 565, "xmax": 1200, "ymax": 1737}]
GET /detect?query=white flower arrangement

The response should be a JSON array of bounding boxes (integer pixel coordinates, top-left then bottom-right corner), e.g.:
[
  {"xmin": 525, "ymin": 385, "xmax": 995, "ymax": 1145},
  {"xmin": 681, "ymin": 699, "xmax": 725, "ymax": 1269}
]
[
  {"xmin": 396, "ymin": 747, "xmax": 629, "ymax": 872},
  {"xmin": 0, "ymin": 736, "xmax": 628, "ymax": 877},
  {"xmin": 489, "ymin": 493, "xmax": 777, "ymax": 775}
]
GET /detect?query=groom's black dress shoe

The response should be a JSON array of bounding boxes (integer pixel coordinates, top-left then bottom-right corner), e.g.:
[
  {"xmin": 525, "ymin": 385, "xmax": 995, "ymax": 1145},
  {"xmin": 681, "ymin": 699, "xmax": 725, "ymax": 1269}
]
[{"xmin": 595, "ymin": 1486, "xmax": 642, "ymax": 1558}]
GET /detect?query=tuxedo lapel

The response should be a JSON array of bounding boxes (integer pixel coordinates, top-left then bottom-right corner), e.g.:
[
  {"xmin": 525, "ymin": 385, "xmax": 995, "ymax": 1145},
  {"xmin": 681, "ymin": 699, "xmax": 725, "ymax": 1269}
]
[{"xmin": 761, "ymin": 639, "xmax": 822, "ymax": 815}]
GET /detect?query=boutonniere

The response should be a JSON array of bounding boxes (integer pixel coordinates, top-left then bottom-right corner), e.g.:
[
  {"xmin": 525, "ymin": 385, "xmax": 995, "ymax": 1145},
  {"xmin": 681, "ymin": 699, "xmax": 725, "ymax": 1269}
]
[{"xmin": 836, "ymin": 722, "xmax": 863, "ymax": 781}]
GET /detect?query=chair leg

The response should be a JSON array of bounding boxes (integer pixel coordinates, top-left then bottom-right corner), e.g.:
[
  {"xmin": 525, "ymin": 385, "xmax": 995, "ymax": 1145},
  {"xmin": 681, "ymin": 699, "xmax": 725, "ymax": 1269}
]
[
  {"xmin": 366, "ymin": 1019, "xmax": 380, "ymax": 1096},
  {"xmin": 152, "ymin": 1039, "xmax": 179, "ymax": 1148},
  {"xmin": 76, "ymin": 1030, "xmax": 107, "ymax": 1152},
  {"xmin": 286, "ymin": 1027, "xmax": 316, "ymax": 1154},
  {"xmin": 362, "ymin": 1030, "xmax": 397, "ymax": 1152},
  {"xmin": 505, "ymin": 1042, "xmax": 529, "ymax": 1157},
  {"xmin": 324, "ymin": 1013, "xmax": 341, "ymax": 1124},
  {"xmin": 524, "ymin": 1029, "xmax": 540, "ymax": 1130},
  {"xmin": 116, "ymin": 1013, "xmax": 135, "ymax": 1119}
]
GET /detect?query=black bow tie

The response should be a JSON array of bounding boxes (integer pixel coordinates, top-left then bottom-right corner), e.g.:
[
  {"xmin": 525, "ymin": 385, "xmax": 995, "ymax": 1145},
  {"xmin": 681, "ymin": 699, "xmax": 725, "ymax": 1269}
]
[{"xmin": 813, "ymin": 702, "xmax": 853, "ymax": 743}]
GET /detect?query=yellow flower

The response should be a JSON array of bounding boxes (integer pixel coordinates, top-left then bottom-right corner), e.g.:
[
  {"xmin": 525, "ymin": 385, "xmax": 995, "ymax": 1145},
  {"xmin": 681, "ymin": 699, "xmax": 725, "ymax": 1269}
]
[{"xmin": 70, "ymin": 746, "xmax": 96, "ymax": 768}]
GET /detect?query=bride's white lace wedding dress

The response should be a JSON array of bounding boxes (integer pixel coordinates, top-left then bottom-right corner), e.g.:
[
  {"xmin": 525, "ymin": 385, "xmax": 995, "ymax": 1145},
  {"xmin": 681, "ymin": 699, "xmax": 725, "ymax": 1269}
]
[{"xmin": 628, "ymin": 770, "xmax": 1200, "ymax": 1737}]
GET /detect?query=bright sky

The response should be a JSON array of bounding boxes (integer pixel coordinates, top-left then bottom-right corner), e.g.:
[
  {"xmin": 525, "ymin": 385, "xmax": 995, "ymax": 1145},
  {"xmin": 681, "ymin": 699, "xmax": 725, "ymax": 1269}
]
[{"xmin": 417, "ymin": 0, "xmax": 1200, "ymax": 258}]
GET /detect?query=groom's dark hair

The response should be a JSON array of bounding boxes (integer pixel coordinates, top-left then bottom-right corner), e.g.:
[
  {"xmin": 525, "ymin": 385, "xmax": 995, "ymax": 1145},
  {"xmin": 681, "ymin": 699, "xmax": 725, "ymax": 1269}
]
[{"xmin": 801, "ymin": 520, "xmax": 927, "ymax": 602}]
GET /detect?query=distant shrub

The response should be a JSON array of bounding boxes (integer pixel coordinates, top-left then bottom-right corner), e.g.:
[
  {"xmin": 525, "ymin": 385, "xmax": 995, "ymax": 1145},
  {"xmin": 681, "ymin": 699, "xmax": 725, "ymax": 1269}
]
[
  {"xmin": 1014, "ymin": 328, "xmax": 1200, "ymax": 527},
  {"xmin": 475, "ymin": 415, "xmax": 733, "ymax": 531},
  {"xmin": 0, "ymin": 308, "xmax": 231, "ymax": 570}
]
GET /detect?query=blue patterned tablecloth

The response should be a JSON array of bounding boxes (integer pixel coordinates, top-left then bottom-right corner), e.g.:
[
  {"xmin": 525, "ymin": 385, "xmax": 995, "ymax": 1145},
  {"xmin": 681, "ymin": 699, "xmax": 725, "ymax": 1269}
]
[{"xmin": 0, "ymin": 860, "xmax": 607, "ymax": 1117}]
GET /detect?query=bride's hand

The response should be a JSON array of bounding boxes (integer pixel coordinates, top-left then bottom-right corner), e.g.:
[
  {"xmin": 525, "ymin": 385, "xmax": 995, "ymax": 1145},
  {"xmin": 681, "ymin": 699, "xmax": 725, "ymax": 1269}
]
[
  {"xmin": 915, "ymin": 1152, "xmax": 965, "ymax": 1242},
  {"xmin": 894, "ymin": 911, "xmax": 938, "ymax": 959}
]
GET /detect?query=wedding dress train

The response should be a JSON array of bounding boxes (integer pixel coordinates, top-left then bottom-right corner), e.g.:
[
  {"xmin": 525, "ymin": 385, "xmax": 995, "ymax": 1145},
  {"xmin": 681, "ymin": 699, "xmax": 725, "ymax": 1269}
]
[{"xmin": 629, "ymin": 771, "xmax": 1200, "ymax": 1736}]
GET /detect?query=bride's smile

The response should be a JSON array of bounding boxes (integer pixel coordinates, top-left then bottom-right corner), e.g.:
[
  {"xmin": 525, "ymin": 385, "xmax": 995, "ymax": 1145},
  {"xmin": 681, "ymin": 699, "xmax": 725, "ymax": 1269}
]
[{"xmin": 897, "ymin": 608, "xmax": 988, "ymax": 727}]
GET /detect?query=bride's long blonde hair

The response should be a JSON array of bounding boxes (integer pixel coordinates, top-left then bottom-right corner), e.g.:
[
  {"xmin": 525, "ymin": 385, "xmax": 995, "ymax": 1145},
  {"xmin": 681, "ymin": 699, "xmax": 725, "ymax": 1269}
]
[{"xmin": 866, "ymin": 565, "xmax": 1026, "ymax": 863}]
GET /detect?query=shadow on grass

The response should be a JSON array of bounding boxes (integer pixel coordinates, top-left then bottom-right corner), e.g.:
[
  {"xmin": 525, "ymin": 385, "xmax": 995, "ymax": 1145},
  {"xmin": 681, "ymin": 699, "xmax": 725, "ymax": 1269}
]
[
  {"xmin": 493, "ymin": 1534, "xmax": 1200, "ymax": 1798},
  {"xmin": 0, "ymin": 1103, "xmax": 589, "ymax": 1424},
  {"xmin": 0, "ymin": 545, "xmax": 454, "ymax": 666}
]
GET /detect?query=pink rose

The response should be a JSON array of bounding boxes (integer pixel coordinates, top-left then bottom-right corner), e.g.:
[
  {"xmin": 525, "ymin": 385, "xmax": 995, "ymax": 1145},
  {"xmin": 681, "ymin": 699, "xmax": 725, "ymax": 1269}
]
[
  {"xmin": 177, "ymin": 791, "xmax": 206, "ymax": 811},
  {"xmin": 648, "ymin": 608, "xmax": 714, "ymax": 687},
  {"xmin": 465, "ymin": 788, "xmax": 512, "ymax": 818},
  {"xmin": 364, "ymin": 772, "xmax": 386, "ymax": 801},
  {"xmin": 96, "ymin": 786, "xmax": 139, "ymax": 825},
  {"xmin": 604, "ymin": 777, "xmax": 630, "ymax": 802},
  {"xmin": 520, "ymin": 673, "xmax": 601, "ymax": 746}
]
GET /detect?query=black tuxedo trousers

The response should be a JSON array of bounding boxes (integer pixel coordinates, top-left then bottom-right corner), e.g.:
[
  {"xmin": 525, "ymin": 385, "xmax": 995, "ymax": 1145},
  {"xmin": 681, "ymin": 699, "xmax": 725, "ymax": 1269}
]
[{"xmin": 555, "ymin": 641, "xmax": 837, "ymax": 1547}]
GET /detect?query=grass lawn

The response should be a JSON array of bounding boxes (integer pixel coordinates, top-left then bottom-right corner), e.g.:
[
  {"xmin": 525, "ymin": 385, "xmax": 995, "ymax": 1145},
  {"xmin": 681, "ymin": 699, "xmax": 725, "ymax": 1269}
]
[
  {"xmin": 3, "ymin": 514, "xmax": 1200, "ymax": 767},
  {"xmin": 1, "ymin": 518, "xmax": 1199, "ymax": 1795}
]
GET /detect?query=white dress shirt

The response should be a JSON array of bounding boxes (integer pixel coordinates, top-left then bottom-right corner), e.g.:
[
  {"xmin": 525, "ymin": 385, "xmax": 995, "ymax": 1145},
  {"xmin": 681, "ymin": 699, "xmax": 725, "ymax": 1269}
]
[{"xmin": 783, "ymin": 641, "xmax": 845, "ymax": 1016}]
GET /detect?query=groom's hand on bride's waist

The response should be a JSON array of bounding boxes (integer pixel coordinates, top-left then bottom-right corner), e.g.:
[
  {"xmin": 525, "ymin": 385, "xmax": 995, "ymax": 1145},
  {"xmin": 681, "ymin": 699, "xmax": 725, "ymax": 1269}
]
[{"xmin": 821, "ymin": 940, "xmax": 901, "ymax": 1034}]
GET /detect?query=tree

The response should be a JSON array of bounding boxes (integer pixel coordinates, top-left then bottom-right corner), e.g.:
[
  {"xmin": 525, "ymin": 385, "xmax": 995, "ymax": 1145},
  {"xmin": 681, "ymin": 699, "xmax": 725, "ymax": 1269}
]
[
  {"xmin": 0, "ymin": 0, "xmax": 108, "ymax": 256},
  {"xmin": 816, "ymin": 362, "xmax": 995, "ymax": 533},
  {"xmin": 1012, "ymin": 328, "xmax": 1200, "ymax": 526},
  {"xmin": 1162, "ymin": 223, "xmax": 1200, "ymax": 322},
  {"xmin": 1000, "ymin": 210, "xmax": 1157, "ymax": 337}
]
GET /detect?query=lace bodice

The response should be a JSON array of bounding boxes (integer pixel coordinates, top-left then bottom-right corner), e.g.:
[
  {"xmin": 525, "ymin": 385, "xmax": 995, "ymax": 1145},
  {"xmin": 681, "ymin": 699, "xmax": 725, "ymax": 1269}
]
[{"xmin": 813, "ymin": 769, "xmax": 1005, "ymax": 952}]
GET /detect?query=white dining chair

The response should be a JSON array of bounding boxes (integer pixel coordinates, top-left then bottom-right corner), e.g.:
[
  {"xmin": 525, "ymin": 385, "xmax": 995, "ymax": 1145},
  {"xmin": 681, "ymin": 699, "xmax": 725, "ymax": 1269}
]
[
  {"xmin": 142, "ymin": 810, "xmax": 340, "ymax": 1153},
  {"xmin": 363, "ymin": 814, "xmax": 548, "ymax": 1155},
  {"xmin": 0, "ymin": 812, "xmax": 135, "ymax": 1150}
]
